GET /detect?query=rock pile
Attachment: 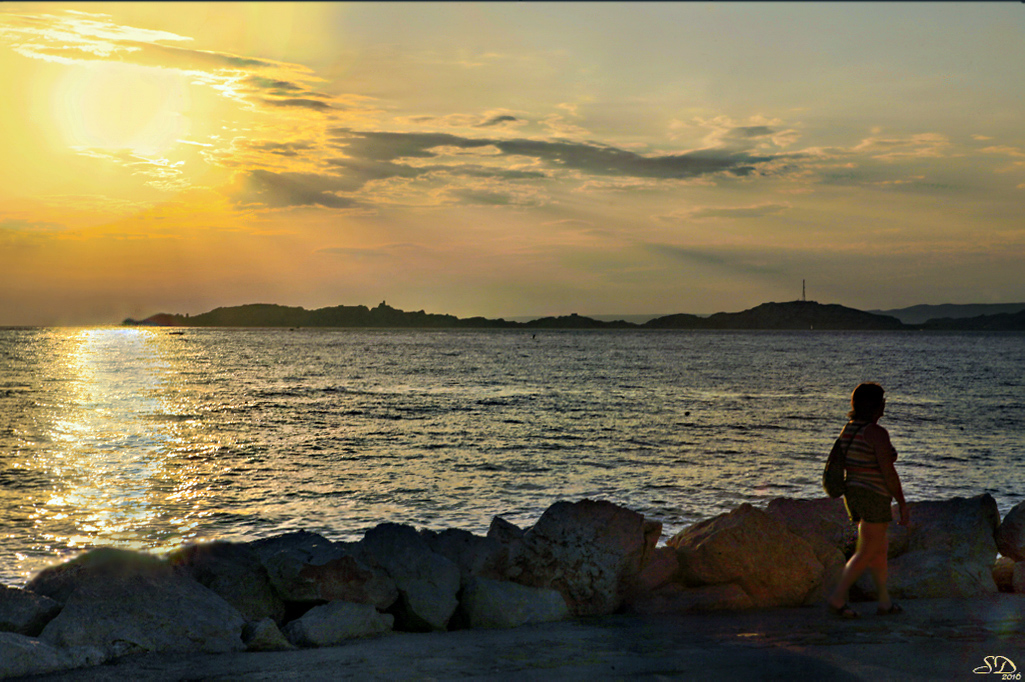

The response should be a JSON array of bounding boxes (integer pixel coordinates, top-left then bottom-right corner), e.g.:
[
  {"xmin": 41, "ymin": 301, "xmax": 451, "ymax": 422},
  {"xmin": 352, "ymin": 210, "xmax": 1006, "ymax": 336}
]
[{"xmin": 1, "ymin": 495, "xmax": 1022, "ymax": 678}]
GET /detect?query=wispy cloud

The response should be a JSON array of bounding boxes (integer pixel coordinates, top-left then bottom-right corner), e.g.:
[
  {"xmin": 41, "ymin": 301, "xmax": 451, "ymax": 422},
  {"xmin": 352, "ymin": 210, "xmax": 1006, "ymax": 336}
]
[{"xmin": 658, "ymin": 203, "xmax": 793, "ymax": 222}]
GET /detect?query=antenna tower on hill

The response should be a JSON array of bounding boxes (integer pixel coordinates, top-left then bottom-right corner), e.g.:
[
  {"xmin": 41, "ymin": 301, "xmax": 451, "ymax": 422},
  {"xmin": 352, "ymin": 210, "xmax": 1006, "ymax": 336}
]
[{"xmin": 802, "ymin": 279, "xmax": 806, "ymax": 302}]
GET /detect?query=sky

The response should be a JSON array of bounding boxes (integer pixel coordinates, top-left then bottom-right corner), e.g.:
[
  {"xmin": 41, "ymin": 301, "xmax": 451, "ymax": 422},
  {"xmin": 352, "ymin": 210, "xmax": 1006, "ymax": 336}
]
[{"xmin": 1, "ymin": 2, "xmax": 1024, "ymax": 326}]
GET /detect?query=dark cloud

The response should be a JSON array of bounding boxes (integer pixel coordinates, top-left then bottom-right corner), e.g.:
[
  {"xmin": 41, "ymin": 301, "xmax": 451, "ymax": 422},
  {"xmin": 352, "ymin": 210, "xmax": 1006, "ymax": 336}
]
[
  {"xmin": 329, "ymin": 129, "xmax": 775, "ymax": 180},
  {"xmin": 478, "ymin": 115, "xmax": 519, "ymax": 127},
  {"xmin": 685, "ymin": 203, "xmax": 791, "ymax": 219},
  {"xmin": 235, "ymin": 170, "xmax": 357, "ymax": 209},
  {"xmin": 730, "ymin": 126, "xmax": 776, "ymax": 138},
  {"xmin": 645, "ymin": 243, "xmax": 785, "ymax": 276},
  {"xmin": 244, "ymin": 76, "xmax": 305, "ymax": 92},
  {"xmin": 233, "ymin": 130, "xmax": 779, "ymax": 210},
  {"xmin": 245, "ymin": 141, "xmax": 315, "ymax": 157},
  {"xmin": 263, "ymin": 98, "xmax": 335, "ymax": 111}
]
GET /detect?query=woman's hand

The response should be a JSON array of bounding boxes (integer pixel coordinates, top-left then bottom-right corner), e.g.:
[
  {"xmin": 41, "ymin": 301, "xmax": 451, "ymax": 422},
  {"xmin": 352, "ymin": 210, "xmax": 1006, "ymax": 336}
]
[{"xmin": 898, "ymin": 503, "xmax": 910, "ymax": 526}]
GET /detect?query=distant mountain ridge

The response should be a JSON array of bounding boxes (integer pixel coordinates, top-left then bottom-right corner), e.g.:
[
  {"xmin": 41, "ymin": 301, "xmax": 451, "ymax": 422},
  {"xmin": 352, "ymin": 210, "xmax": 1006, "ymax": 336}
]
[
  {"xmin": 870, "ymin": 303, "xmax": 1025, "ymax": 325},
  {"xmin": 118, "ymin": 299, "xmax": 1025, "ymax": 330}
]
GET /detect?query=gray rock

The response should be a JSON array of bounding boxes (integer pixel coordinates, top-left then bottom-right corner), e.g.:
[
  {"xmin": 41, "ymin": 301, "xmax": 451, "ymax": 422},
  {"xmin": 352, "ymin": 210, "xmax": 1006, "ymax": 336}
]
[
  {"xmin": 0, "ymin": 632, "xmax": 106, "ymax": 679},
  {"xmin": 992, "ymin": 556, "xmax": 1015, "ymax": 593},
  {"xmin": 506, "ymin": 499, "xmax": 659, "ymax": 616},
  {"xmin": 880, "ymin": 549, "xmax": 998, "ymax": 599},
  {"xmin": 420, "ymin": 528, "xmax": 507, "ymax": 584},
  {"xmin": 36, "ymin": 554, "xmax": 246, "ymax": 656},
  {"xmin": 487, "ymin": 516, "xmax": 526, "ymax": 545},
  {"xmin": 763, "ymin": 497, "xmax": 852, "ymax": 605},
  {"xmin": 283, "ymin": 601, "xmax": 394, "ymax": 647},
  {"xmin": 625, "ymin": 545, "xmax": 679, "ymax": 597},
  {"xmin": 995, "ymin": 500, "xmax": 1025, "ymax": 561},
  {"xmin": 251, "ymin": 531, "xmax": 398, "ymax": 609},
  {"xmin": 905, "ymin": 494, "xmax": 1000, "ymax": 558},
  {"xmin": 854, "ymin": 495, "xmax": 1001, "ymax": 599},
  {"xmin": 0, "ymin": 584, "xmax": 62, "ymax": 636},
  {"xmin": 242, "ymin": 617, "xmax": 296, "ymax": 651},
  {"xmin": 1014, "ymin": 562, "xmax": 1025, "ymax": 594},
  {"xmin": 765, "ymin": 496, "xmax": 858, "ymax": 556},
  {"xmin": 361, "ymin": 523, "xmax": 461, "ymax": 631},
  {"xmin": 168, "ymin": 541, "xmax": 286, "ymax": 623},
  {"xmin": 668, "ymin": 503, "xmax": 823, "ymax": 608},
  {"xmin": 25, "ymin": 547, "xmax": 168, "ymax": 605},
  {"xmin": 457, "ymin": 577, "xmax": 569, "ymax": 629}
]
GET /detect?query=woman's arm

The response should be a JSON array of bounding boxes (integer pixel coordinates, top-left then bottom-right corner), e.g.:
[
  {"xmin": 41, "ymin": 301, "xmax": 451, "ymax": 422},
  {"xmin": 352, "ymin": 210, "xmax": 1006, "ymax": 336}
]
[{"xmin": 869, "ymin": 425, "xmax": 909, "ymax": 525}]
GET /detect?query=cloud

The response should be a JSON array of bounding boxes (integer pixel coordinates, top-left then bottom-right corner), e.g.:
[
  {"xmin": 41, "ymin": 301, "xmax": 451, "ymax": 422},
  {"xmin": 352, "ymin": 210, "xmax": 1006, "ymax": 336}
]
[
  {"xmin": 0, "ymin": 219, "xmax": 65, "ymax": 232},
  {"xmin": 262, "ymin": 98, "xmax": 335, "ymax": 111},
  {"xmin": 233, "ymin": 170, "xmax": 358, "ymax": 209},
  {"xmin": 660, "ymin": 203, "xmax": 793, "ymax": 222},
  {"xmin": 316, "ymin": 243, "xmax": 427, "ymax": 259},
  {"xmin": 331, "ymin": 130, "xmax": 775, "ymax": 180},
  {"xmin": 478, "ymin": 115, "xmax": 519, "ymax": 127},
  {"xmin": 644, "ymin": 243, "xmax": 787, "ymax": 277},
  {"xmin": 220, "ymin": 127, "xmax": 782, "ymax": 210},
  {"xmin": 852, "ymin": 133, "xmax": 951, "ymax": 160}
]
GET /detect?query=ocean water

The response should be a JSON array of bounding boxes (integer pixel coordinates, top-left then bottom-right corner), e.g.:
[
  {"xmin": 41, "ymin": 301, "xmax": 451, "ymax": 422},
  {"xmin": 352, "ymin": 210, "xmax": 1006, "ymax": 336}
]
[{"xmin": 1, "ymin": 327, "xmax": 1023, "ymax": 586}]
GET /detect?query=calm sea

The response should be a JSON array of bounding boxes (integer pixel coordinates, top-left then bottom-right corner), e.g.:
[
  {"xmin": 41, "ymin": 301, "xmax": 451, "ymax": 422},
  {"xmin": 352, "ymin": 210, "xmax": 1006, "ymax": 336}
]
[{"xmin": 1, "ymin": 327, "xmax": 1023, "ymax": 586}]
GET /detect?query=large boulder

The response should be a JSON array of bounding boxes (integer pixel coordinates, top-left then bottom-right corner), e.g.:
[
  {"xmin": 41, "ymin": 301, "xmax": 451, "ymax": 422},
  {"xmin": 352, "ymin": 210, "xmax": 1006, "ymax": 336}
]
[
  {"xmin": 360, "ymin": 523, "xmax": 461, "ymax": 631},
  {"xmin": 29, "ymin": 548, "xmax": 246, "ymax": 657},
  {"xmin": 667, "ymin": 503, "xmax": 823, "ymax": 608},
  {"xmin": 420, "ymin": 528, "xmax": 508, "ymax": 585},
  {"xmin": 25, "ymin": 547, "xmax": 166, "ymax": 605},
  {"xmin": 859, "ymin": 495, "xmax": 1001, "ymax": 599},
  {"xmin": 504, "ymin": 500, "xmax": 659, "ymax": 617},
  {"xmin": 905, "ymin": 494, "xmax": 1000, "ymax": 558},
  {"xmin": 168, "ymin": 541, "xmax": 286, "ymax": 623},
  {"xmin": 0, "ymin": 632, "xmax": 105, "ymax": 679},
  {"xmin": 456, "ymin": 577, "xmax": 569, "ymax": 629},
  {"xmin": 764, "ymin": 497, "xmax": 857, "ymax": 555},
  {"xmin": 625, "ymin": 546, "xmax": 680, "ymax": 598},
  {"xmin": 283, "ymin": 601, "xmax": 394, "ymax": 647},
  {"xmin": 763, "ymin": 497, "xmax": 853, "ymax": 604},
  {"xmin": 242, "ymin": 617, "xmax": 295, "ymax": 651},
  {"xmin": 488, "ymin": 516, "xmax": 526, "ymax": 545},
  {"xmin": 995, "ymin": 501, "xmax": 1025, "ymax": 561},
  {"xmin": 249, "ymin": 531, "xmax": 397, "ymax": 610},
  {"xmin": 0, "ymin": 584, "xmax": 62, "ymax": 636}
]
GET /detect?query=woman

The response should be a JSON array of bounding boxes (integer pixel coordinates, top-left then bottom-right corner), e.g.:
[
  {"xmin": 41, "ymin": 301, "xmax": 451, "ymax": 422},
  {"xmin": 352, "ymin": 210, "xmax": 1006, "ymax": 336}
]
[{"xmin": 826, "ymin": 382, "xmax": 909, "ymax": 618}]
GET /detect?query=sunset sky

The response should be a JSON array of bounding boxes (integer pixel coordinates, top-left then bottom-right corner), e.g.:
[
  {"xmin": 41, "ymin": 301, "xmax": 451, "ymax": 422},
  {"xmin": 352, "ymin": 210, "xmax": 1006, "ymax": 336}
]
[{"xmin": 2, "ymin": 2, "xmax": 1024, "ymax": 326}]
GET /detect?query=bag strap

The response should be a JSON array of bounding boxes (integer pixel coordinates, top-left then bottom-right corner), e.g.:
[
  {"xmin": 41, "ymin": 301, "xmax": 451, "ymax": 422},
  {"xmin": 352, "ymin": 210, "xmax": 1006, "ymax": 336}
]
[{"xmin": 842, "ymin": 421, "xmax": 868, "ymax": 457}]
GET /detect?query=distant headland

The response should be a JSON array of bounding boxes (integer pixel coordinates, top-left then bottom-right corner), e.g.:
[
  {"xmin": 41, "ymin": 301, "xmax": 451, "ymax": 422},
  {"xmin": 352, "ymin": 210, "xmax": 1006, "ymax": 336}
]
[{"xmin": 122, "ymin": 300, "xmax": 1025, "ymax": 331}]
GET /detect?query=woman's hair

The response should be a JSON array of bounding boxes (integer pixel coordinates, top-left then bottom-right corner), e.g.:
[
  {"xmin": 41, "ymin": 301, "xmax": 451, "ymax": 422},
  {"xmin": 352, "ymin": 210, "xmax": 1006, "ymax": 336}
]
[{"xmin": 848, "ymin": 382, "xmax": 885, "ymax": 421}]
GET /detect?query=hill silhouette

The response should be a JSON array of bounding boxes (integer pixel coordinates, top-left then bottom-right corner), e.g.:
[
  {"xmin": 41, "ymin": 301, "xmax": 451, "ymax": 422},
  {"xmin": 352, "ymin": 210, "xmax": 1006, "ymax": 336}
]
[{"xmin": 124, "ymin": 300, "xmax": 917, "ymax": 330}]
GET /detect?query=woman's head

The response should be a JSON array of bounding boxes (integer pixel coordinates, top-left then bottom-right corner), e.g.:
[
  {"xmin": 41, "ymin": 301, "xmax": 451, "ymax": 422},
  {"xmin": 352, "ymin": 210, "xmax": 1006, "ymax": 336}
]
[{"xmin": 849, "ymin": 382, "xmax": 885, "ymax": 421}]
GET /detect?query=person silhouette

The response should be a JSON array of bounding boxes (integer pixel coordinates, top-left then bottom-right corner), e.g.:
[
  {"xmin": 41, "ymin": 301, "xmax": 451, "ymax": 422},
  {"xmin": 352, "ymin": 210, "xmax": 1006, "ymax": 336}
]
[{"xmin": 826, "ymin": 382, "xmax": 909, "ymax": 618}]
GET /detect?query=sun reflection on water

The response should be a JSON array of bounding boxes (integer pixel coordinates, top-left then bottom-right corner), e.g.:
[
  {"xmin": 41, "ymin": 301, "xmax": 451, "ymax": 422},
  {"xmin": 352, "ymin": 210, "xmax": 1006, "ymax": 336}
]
[{"xmin": 12, "ymin": 328, "xmax": 220, "ymax": 580}]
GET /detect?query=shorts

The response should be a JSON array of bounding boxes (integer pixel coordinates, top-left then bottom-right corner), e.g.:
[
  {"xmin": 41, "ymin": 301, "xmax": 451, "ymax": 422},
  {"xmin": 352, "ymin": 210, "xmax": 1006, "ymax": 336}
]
[{"xmin": 844, "ymin": 485, "xmax": 893, "ymax": 524}]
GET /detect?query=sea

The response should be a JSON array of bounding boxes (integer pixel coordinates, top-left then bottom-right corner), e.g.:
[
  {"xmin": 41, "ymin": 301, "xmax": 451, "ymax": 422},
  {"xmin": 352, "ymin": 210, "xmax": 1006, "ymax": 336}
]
[{"xmin": 1, "ymin": 327, "xmax": 1023, "ymax": 587}]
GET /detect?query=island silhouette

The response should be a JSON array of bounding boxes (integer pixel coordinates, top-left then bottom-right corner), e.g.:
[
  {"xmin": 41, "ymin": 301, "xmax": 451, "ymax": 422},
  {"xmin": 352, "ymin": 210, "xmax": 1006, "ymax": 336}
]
[{"xmin": 123, "ymin": 300, "xmax": 1025, "ymax": 331}]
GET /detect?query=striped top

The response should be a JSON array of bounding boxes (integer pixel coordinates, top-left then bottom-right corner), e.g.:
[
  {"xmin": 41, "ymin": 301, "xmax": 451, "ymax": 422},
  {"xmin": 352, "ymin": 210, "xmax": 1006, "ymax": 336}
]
[{"xmin": 840, "ymin": 420, "xmax": 896, "ymax": 498}]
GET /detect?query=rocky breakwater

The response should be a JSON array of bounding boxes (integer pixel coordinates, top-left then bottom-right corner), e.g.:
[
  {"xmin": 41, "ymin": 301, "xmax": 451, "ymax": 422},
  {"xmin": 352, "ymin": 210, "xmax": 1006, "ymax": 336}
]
[{"xmin": 2, "ymin": 495, "xmax": 1023, "ymax": 678}]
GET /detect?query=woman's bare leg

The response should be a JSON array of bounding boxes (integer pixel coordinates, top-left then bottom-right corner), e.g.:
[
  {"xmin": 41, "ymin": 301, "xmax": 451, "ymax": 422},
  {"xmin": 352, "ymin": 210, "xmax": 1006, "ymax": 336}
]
[
  {"xmin": 865, "ymin": 524, "xmax": 892, "ymax": 610},
  {"xmin": 828, "ymin": 520, "xmax": 889, "ymax": 609}
]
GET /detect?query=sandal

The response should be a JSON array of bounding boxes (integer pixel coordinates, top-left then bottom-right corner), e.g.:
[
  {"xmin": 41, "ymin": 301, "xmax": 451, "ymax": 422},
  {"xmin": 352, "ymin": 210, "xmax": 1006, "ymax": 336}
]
[
  {"xmin": 877, "ymin": 602, "xmax": 904, "ymax": 616},
  {"xmin": 827, "ymin": 602, "xmax": 860, "ymax": 619}
]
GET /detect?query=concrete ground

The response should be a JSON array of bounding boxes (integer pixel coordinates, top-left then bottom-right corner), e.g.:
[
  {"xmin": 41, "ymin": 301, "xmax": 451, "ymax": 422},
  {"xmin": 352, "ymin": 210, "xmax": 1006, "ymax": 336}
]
[{"xmin": 15, "ymin": 595, "xmax": 1025, "ymax": 681}]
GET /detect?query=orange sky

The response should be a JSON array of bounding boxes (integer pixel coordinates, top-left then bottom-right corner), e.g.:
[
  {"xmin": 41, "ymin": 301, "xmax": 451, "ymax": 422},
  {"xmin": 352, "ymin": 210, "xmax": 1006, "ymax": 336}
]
[{"xmin": 2, "ymin": 2, "xmax": 1024, "ymax": 325}]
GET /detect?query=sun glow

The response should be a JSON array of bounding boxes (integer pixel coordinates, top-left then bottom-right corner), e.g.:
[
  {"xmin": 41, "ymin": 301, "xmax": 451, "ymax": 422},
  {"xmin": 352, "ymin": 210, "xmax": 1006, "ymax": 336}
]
[{"xmin": 52, "ymin": 61, "xmax": 190, "ymax": 155}]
